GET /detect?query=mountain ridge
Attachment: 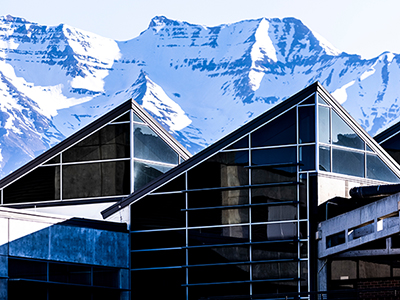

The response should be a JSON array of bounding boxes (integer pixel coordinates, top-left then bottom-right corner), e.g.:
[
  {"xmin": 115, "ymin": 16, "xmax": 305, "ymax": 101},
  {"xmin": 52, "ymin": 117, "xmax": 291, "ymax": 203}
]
[{"xmin": 0, "ymin": 14, "xmax": 400, "ymax": 178}]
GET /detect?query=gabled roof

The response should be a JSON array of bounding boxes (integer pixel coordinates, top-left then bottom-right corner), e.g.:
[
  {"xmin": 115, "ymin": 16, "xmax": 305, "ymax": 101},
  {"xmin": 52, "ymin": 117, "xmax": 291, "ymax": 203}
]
[
  {"xmin": 0, "ymin": 98, "xmax": 191, "ymax": 190},
  {"xmin": 102, "ymin": 82, "xmax": 400, "ymax": 219},
  {"xmin": 374, "ymin": 120, "xmax": 400, "ymax": 144}
]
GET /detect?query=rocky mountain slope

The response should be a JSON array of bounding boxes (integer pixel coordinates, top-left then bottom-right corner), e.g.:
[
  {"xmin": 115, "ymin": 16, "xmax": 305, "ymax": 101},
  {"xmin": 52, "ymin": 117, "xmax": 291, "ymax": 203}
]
[{"xmin": 0, "ymin": 14, "xmax": 399, "ymax": 177}]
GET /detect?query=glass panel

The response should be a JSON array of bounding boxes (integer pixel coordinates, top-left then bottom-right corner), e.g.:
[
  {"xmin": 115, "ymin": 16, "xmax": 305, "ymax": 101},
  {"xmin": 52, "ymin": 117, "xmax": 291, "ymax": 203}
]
[
  {"xmin": 93, "ymin": 267, "xmax": 119, "ymax": 288},
  {"xmin": 299, "ymin": 106, "xmax": 315, "ymax": 143},
  {"xmin": 332, "ymin": 111, "xmax": 364, "ymax": 150},
  {"xmin": 188, "ymin": 245, "xmax": 249, "ymax": 265},
  {"xmin": 189, "ymin": 283, "xmax": 250, "ymax": 300},
  {"xmin": 112, "ymin": 112, "xmax": 130, "ymax": 122},
  {"xmin": 153, "ymin": 174, "xmax": 186, "ymax": 193},
  {"xmin": 4, "ymin": 166, "xmax": 60, "ymax": 204},
  {"xmin": 252, "ymin": 222, "xmax": 298, "ymax": 242},
  {"xmin": 253, "ymin": 261, "xmax": 298, "ymax": 280},
  {"xmin": 252, "ymin": 147, "xmax": 296, "ymax": 165},
  {"xmin": 252, "ymin": 242, "xmax": 298, "ymax": 260},
  {"xmin": 188, "ymin": 189, "xmax": 249, "ymax": 209},
  {"xmin": 299, "ymin": 145, "xmax": 315, "ymax": 171},
  {"xmin": 188, "ymin": 225, "xmax": 249, "ymax": 246},
  {"xmin": 332, "ymin": 148, "xmax": 364, "ymax": 177},
  {"xmin": 62, "ymin": 161, "xmax": 130, "ymax": 199},
  {"xmin": 131, "ymin": 230, "xmax": 185, "ymax": 250},
  {"xmin": 63, "ymin": 124, "xmax": 130, "ymax": 162},
  {"xmin": 133, "ymin": 113, "xmax": 144, "ymax": 123},
  {"xmin": 252, "ymin": 166, "xmax": 296, "ymax": 185},
  {"xmin": 381, "ymin": 135, "xmax": 400, "ymax": 165},
  {"xmin": 134, "ymin": 123, "xmax": 179, "ymax": 164},
  {"xmin": 187, "ymin": 151, "xmax": 249, "ymax": 189},
  {"xmin": 8, "ymin": 259, "xmax": 47, "ymax": 280},
  {"xmin": 188, "ymin": 207, "xmax": 249, "ymax": 227},
  {"xmin": 226, "ymin": 136, "xmax": 249, "ymax": 150},
  {"xmin": 189, "ymin": 264, "xmax": 250, "ymax": 284},
  {"xmin": 318, "ymin": 94, "xmax": 328, "ymax": 105},
  {"xmin": 300, "ymin": 94, "xmax": 315, "ymax": 105},
  {"xmin": 299, "ymin": 174, "xmax": 308, "ymax": 220},
  {"xmin": 252, "ymin": 185, "xmax": 297, "ymax": 203},
  {"xmin": 367, "ymin": 154, "xmax": 400, "ymax": 182},
  {"xmin": 319, "ymin": 145, "xmax": 331, "ymax": 172},
  {"xmin": 366, "ymin": 144, "xmax": 373, "ymax": 152},
  {"xmin": 131, "ymin": 249, "xmax": 185, "ymax": 268},
  {"xmin": 251, "ymin": 147, "xmax": 296, "ymax": 184},
  {"xmin": 252, "ymin": 203, "xmax": 297, "ymax": 223},
  {"xmin": 330, "ymin": 260, "xmax": 357, "ymax": 280},
  {"xmin": 130, "ymin": 193, "xmax": 185, "ymax": 230},
  {"xmin": 318, "ymin": 105, "xmax": 330, "ymax": 144},
  {"xmin": 134, "ymin": 161, "xmax": 173, "ymax": 191},
  {"xmin": 44, "ymin": 154, "xmax": 60, "ymax": 164},
  {"xmin": 49, "ymin": 263, "xmax": 91, "ymax": 285},
  {"xmin": 300, "ymin": 260, "xmax": 308, "ymax": 292},
  {"xmin": 251, "ymin": 108, "xmax": 296, "ymax": 147},
  {"xmin": 252, "ymin": 280, "xmax": 298, "ymax": 296},
  {"xmin": 132, "ymin": 269, "xmax": 186, "ymax": 299}
]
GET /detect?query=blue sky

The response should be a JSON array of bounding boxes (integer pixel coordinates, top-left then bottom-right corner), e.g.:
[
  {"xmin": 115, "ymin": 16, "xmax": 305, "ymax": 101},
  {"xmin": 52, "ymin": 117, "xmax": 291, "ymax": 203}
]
[{"xmin": 1, "ymin": 0, "xmax": 399, "ymax": 59}]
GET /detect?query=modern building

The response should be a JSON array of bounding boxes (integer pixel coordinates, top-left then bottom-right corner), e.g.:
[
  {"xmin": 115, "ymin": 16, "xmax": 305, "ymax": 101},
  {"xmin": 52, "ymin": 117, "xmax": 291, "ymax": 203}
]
[{"xmin": 2, "ymin": 82, "xmax": 400, "ymax": 299}]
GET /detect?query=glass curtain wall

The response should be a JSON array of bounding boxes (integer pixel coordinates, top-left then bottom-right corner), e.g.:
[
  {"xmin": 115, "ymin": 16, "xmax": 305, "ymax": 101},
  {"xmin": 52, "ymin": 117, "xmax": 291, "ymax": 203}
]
[
  {"xmin": 1, "ymin": 111, "xmax": 181, "ymax": 205},
  {"xmin": 130, "ymin": 95, "xmax": 315, "ymax": 299},
  {"xmin": 317, "ymin": 95, "xmax": 400, "ymax": 182}
]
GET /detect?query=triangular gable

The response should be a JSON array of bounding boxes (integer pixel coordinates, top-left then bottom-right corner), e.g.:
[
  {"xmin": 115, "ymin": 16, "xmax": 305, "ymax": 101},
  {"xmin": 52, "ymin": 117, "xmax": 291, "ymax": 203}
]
[
  {"xmin": 102, "ymin": 82, "xmax": 400, "ymax": 219},
  {"xmin": 0, "ymin": 99, "xmax": 191, "ymax": 207},
  {"xmin": 374, "ymin": 120, "xmax": 400, "ymax": 165}
]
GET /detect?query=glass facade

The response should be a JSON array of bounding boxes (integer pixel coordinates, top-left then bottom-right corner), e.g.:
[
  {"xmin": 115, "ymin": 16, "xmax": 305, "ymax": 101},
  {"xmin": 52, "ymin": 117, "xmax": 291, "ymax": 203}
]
[
  {"xmin": 0, "ymin": 110, "xmax": 186, "ymax": 205},
  {"xmin": 130, "ymin": 95, "xmax": 314, "ymax": 299},
  {"xmin": 128, "ymin": 90, "xmax": 400, "ymax": 300},
  {"xmin": 317, "ymin": 95, "xmax": 400, "ymax": 182},
  {"xmin": 8, "ymin": 258, "xmax": 122, "ymax": 300}
]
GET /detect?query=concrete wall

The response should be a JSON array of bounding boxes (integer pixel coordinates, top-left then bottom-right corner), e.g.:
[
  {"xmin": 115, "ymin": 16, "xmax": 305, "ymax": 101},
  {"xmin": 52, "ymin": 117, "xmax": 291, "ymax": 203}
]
[{"xmin": 0, "ymin": 207, "xmax": 129, "ymax": 300}]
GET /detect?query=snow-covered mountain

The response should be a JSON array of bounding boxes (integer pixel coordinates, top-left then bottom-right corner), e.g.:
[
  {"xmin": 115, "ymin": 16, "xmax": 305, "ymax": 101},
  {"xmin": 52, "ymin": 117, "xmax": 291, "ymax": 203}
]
[{"xmin": 0, "ymin": 14, "xmax": 399, "ymax": 178}]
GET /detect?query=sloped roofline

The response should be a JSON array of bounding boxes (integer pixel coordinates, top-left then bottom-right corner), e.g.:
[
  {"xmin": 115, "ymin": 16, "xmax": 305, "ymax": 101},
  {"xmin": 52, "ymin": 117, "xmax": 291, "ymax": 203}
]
[
  {"xmin": 0, "ymin": 98, "xmax": 191, "ymax": 190},
  {"xmin": 102, "ymin": 81, "xmax": 400, "ymax": 219},
  {"xmin": 101, "ymin": 82, "xmax": 319, "ymax": 218},
  {"xmin": 374, "ymin": 120, "xmax": 400, "ymax": 144}
]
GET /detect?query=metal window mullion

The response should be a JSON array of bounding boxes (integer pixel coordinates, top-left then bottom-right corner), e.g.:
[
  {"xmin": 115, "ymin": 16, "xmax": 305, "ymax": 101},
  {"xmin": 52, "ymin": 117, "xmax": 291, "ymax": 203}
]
[
  {"xmin": 315, "ymin": 93, "xmax": 319, "ymax": 174},
  {"xmin": 60, "ymin": 152, "xmax": 63, "ymax": 201},
  {"xmin": 185, "ymin": 171, "xmax": 189, "ymax": 300},
  {"xmin": 307, "ymin": 172, "xmax": 310, "ymax": 293},
  {"xmin": 130, "ymin": 109, "xmax": 134, "ymax": 194},
  {"xmin": 248, "ymin": 134, "xmax": 252, "ymax": 296}
]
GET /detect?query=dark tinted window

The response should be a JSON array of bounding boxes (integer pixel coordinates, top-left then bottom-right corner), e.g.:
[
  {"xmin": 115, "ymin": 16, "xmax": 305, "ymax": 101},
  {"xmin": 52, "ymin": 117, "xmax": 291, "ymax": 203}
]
[
  {"xmin": 332, "ymin": 111, "xmax": 364, "ymax": 150},
  {"xmin": 299, "ymin": 106, "xmax": 315, "ymax": 143},
  {"xmin": 251, "ymin": 108, "xmax": 296, "ymax": 147},
  {"xmin": 226, "ymin": 136, "xmax": 249, "ymax": 150},
  {"xmin": 188, "ymin": 245, "xmax": 249, "ymax": 265},
  {"xmin": 332, "ymin": 149, "xmax": 364, "ymax": 177},
  {"xmin": 112, "ymin": 112, "xmax": 130, "ymax": 122},
  {"xmin": 4, "ymin": 166, "xmax": 60, "ymax": 204},
  {"xmin": 188, "ymin": 189, "xmax": 249, "ymax": 209},
  {"xmin": 318, "ymin": 105, "xmax": 330, "ymax": 144},
  {"xmin": 299, "ymin": 145, "xmax": 315, "ymax": 171},
  {"xmin": 134, "ymin": 124, "xmax": 179, "ymax": 164},
  {"xmin": 131, "ymin": 230, "xmax": 185, "ymax": 250},
  {"xmin": 63, "ymin": 124, "xmax": 130, "ymax": 162},
  {"xmin": 134, "ymin": 161, "xmax": 173, "ymax": 191},
  {"xmin": 62, "ymin": 161, "xmax": 130, "ymax": 199},
  {"xmin": 188, "ymin": 225, "xmax": 249, "ymax": 246},
  {"xmin": 187, "ymin": 151, "xmax": 249, "ymax": 189},
  {"xmin": 188, "ymin": 207, "xmax": 249, "ymax": 227},
  {"xmin": 252, "ymin": 147, "xmax": 296, "ymax": 165},
  {"xmin": 319, "ymin": 145, "xmax": 331, "ymax": 172},
  {"xmin": 130, "ymin": 194, "xmax": 185, "ymax": 230},
  {"xmin": 367, "ymin": 154, "xmax": 400, "ymax": 182}
]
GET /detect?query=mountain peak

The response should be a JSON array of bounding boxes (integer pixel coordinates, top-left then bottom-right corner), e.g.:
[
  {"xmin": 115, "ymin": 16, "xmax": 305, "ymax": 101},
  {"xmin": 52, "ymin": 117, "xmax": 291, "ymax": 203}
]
[{"xmin": 0, "ymin": 15, "xmax": 32, "ymax": 24}]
